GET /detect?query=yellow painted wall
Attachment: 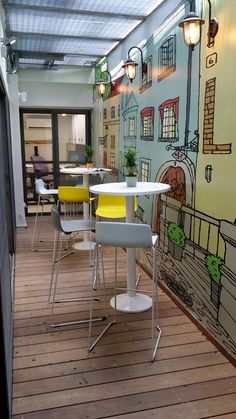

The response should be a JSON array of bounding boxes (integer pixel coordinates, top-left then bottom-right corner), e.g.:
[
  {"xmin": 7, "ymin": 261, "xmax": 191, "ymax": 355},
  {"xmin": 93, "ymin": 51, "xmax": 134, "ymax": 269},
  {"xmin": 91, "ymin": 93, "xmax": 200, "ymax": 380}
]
[
  {"xmin": 196, "ymin": 0, "xmax": 236, "ymax": 222},
  {"xmin": 103, "ymin": 94, "xmax": 120, "ymax": 171}
]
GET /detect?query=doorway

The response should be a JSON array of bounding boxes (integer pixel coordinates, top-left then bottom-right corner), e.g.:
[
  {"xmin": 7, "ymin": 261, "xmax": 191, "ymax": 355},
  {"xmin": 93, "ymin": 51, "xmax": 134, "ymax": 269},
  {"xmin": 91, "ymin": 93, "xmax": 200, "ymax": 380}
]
[{"xmin": 20, "ymin": 109, "xmax": 91, "ymax": 214}]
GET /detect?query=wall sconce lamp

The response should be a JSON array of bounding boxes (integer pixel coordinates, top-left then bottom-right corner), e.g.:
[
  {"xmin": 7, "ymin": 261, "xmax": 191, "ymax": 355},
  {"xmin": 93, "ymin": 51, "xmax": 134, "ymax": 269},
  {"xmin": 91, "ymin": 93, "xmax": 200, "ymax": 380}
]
[
  {"xmin": 1, "ymin": 36, "xmax": 17, "ymax": 46},
  {"xmin": 96, "ymin": 70, "xmax": 113, "ymax": 97},
  {"xmin": 122, "ymin": 46, "xmax": 147, "ymax": 83},
  {"xmin": 205, "ymin": 164, "xmax": 213, "ymax": 183},
  {"xmin": 179, "ymin": 1, "xmax": 218, "ymax": 49}
]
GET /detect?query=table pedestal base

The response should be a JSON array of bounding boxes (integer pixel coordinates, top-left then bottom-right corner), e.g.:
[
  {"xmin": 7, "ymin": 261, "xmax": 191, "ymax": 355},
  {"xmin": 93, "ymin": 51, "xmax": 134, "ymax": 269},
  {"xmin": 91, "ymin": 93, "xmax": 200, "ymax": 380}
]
[
  {"xmin": 110, "ymin": 293, "xmax": 152, "ymax": 313},
  {"xmin": 72, "ymin": 241, "xmax": 96, "ymax": 251}
]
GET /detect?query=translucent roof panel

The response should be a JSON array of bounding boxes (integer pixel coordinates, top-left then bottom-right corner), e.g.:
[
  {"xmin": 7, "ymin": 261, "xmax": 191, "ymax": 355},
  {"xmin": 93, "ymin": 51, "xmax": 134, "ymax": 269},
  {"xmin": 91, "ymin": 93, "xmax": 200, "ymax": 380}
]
[
  {"xmin": 3, "ymin": 0, "xmax": 166, "ymax": 70},
  {"xmin": 7, "ymin": 9, "xmax": 141, "ymax": 39},
  {"xmin": 4, "ymin": 0, "xmax": 165, "ymax": 16}
]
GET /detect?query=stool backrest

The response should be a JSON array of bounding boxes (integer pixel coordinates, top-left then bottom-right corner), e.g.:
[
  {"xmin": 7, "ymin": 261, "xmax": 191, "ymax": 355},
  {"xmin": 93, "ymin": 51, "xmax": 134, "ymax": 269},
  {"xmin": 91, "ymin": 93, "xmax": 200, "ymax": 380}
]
[
  {"xmin": 96, "ymin": 194, "xmax": 137, "ymax": 219},
  {"xmin": 51, "ymin": 205, "xmax": 63, "ymax": 232},
  {"xmin": 35, "ymin": 178, "xmax": 46, "ymax": 194},
  {"xmin": 96, "ymin": 221, "xmax": 153, "ymax": 248},
  {"xmin": 58, "ymin": 186, "xmax": 90, "ymax": 203}
]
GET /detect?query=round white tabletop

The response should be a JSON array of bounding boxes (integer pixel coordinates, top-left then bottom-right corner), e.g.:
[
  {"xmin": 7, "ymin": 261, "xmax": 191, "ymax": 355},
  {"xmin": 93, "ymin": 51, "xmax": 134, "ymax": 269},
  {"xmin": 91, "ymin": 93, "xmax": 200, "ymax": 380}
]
[
  {"xmin": 90, "ymin": 181, "xmax": 170, "ymax": 196},
  {"xmin": 90, "ymin": 181, "xmax": 171, "ymax": 313},
  {"xmin": 60, "ymin": 167, "xmax": 111, "ymax": 176}
]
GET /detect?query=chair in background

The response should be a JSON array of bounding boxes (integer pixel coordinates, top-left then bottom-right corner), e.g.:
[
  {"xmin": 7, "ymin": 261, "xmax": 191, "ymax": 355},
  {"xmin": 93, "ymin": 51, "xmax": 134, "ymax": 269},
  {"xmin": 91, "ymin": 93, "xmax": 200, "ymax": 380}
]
[
  {"xmin": 58, "ymin": 186, "xmax": 95, "ymax": 263},
  {"xmin": 31, "ymin": 155, "xmax": 54, "ymax": 187},
  {"xmin": 58, "ymin": 186, "xmax": 94, "ymax": 220},
  {"xmin": 49, "ymin": 205, "xmax": 105, "ymax": 327},
  {"xmin": 88, "ymin": 221, "xmax": 161, "ymax": 362},
  {"xmin": 31, "ymin": 179, "xmax": 58, "ymax": 251}
]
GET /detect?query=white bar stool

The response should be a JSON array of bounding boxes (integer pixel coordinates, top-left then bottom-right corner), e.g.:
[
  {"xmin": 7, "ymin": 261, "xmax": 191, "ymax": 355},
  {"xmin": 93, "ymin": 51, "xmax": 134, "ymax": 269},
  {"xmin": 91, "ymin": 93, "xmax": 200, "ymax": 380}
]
[
  {"xmin": 31, "ymin": 179, "xmax": 58, "ymax": 251},
  {"xmin": 88, "ymin": 221, "xmax": 161, "ymax": 362}
]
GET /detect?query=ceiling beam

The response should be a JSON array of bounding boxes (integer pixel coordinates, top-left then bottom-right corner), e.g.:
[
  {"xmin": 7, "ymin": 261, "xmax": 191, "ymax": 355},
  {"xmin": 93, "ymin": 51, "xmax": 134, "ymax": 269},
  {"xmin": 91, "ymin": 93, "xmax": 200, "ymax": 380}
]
[
  {"xmin": 3, "ymin": 3, "xmax": 145, "ymax": 21},
  {"xmin": 10, "ymin": 30, "xmax": 122, "ymax": 43},
  {"xmin": 17, "ymin": 50, "xmax": 103, "ymax": 60}
]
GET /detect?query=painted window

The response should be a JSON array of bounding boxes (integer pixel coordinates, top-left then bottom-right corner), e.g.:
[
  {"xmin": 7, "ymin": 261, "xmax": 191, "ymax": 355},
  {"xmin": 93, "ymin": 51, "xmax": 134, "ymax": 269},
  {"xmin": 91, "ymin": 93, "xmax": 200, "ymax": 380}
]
[
  {"xmin": 110, "ymin": 152, "xmax": 115, "ymax": 168},
  {"xmin": 128, "ymin": 116, "xmax": 136, "ymax": 137},
  {"xmin": 140, "ymin": 56, "xmax": 152, "ymax": 93},
  {"xmin": 140, "ymin": 107, "xmax": 154, "ymax": 140},
  {"xmin": 158, "ymin": 35, "xmax": 176, "ymax": 82},
  {"xmin": 111, "ymin": 135, "xmax": 115, "ymax": 149},
  {"xmin": 159, "ymin": 98, "xmax": 179, "ymax": 142},
  {"xmin": 111, "ymin": 106, "xmax": 115, "ymax": 118},
  {"xmin": 140, "ymin": 159, "xmax": 150, "ymax": 182},
  {"xmin": 103, "ymin": 108, "xmax": 107, "ymax": 119}
]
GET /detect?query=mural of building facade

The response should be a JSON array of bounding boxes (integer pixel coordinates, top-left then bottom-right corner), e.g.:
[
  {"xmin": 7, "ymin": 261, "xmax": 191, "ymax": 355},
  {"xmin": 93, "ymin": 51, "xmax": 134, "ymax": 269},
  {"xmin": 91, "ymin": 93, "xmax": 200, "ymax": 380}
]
[{"xmin": 96, "ymin": 0, "xmax": 236, "ymax": 358}]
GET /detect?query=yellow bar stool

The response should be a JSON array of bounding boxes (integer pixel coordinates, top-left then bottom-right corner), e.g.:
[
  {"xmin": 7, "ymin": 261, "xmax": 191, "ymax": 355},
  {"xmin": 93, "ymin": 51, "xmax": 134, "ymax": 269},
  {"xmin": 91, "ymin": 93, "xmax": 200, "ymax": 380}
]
[{"xmin": 58, "ymin": 186, "xmax": 95, "ymax": 264}]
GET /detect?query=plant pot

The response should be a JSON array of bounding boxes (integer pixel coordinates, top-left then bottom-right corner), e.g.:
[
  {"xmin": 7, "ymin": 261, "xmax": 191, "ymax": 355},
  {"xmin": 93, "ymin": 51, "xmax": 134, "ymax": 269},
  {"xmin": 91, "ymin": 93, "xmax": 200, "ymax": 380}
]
[
  {"xmin": 168, "ymin": 240, "xmax": 183, "ymax": 261},
  {"xmin": 86, "ymin": 162, "xmax": 93, "ymax": 169},
  {"xmin": 126, "ymin": 176, "xmax": 137, "ymax": 187}
]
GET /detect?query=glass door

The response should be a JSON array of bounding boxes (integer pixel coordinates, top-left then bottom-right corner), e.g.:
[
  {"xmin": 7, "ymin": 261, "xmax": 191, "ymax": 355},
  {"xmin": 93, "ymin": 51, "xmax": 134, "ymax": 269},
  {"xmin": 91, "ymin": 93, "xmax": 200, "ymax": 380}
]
[
  {"xmin": 21, "ymin": 109, "xmax": 91, "ymax": 214},
  {"xmin": 21, "ymin": 112, "xmax": 54, "ymax": 214},
  {"xmin": 57, "ymin": 112, "xmax": 89, "ymax": 187}
]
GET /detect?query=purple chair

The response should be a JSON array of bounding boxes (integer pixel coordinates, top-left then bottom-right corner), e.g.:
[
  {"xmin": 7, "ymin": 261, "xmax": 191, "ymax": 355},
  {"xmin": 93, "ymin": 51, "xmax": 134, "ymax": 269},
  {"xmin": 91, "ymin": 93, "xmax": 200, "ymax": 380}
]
[{"xmin": 31, "ymin": 155, "xmax": 54, "ymax": 185}]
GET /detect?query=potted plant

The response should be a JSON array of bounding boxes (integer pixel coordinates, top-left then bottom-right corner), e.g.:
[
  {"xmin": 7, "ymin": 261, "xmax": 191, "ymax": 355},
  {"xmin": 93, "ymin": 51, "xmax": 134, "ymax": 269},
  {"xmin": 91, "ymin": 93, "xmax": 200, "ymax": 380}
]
[
  {"xmin": 85, "ymin": 145, "xmax": 94, "ymax": 168},
  {"xmin": 167, "ymin": 222, "xmax": 186, "ymax": 260},
  {"xmin": 205, "ymin": 254, "xmax": 223, "ymax": 307},
  {"xmin": 124, "ymin": 148, "xmax": 138, "ymax": 187}
]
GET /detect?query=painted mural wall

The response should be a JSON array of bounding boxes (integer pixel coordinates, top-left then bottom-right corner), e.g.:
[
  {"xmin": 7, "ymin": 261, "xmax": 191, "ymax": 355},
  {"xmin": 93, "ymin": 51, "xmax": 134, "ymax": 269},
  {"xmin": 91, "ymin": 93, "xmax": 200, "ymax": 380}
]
[{"xmin": 98, "ymin": 0, "xmax": 236, "ymax": 358}]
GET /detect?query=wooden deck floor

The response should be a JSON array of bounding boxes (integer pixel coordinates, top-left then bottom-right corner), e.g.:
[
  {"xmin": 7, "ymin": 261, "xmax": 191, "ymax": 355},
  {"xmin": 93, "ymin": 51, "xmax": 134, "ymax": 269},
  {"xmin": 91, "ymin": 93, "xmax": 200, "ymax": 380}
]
[{"xmin": 12, "ymin": 216, "xmax": 236, "ymax": 418}]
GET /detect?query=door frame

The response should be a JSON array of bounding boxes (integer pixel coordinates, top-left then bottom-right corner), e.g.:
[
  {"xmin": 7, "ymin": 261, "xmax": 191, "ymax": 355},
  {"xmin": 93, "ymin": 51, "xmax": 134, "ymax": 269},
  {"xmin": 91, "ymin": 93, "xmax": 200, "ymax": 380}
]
[{"xmin": 20, "ymin": 108, "xmax": 92, "ymax": 215}]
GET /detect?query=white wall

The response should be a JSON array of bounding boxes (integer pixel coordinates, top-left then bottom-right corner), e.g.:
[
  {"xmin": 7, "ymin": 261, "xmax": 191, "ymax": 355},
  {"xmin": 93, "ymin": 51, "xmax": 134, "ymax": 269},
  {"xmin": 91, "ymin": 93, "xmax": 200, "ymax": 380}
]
[{"xmin": 18, "ymin": 68, "xmax": 94, "ymax": 108}]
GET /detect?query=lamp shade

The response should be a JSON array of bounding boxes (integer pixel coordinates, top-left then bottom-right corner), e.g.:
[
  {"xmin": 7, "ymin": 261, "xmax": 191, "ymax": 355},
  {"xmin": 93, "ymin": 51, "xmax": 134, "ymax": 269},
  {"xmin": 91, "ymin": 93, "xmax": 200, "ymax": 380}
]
[
  {"xmin": 122, "ymin": 58, "xmax": 138, "ymax": 82},
  {"xmin": 179, "ymin": 12, "xmax": 204, "ymax": 48},
  {"xmin": 96, "ymin": 79, "xmax": 107, "ymax": 96}
]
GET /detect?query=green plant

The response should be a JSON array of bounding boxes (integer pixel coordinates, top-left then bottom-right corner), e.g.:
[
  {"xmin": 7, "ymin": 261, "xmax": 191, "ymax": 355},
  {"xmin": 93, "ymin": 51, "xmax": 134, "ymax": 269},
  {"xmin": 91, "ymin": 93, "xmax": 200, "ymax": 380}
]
[
  {"xmin": 85, "ymin": 145, "xmax": 94, "ymax": 162},
  {"xmin": 124, "ymin": 148, "xmax": 137, "ymax": 176},
  {"xmin": 167, "ymin": 222, "xmax": 186, "ymax": 247},
  {"xmin": 205, "ymin": 254, "xmax": 223, "ymax": 283}
]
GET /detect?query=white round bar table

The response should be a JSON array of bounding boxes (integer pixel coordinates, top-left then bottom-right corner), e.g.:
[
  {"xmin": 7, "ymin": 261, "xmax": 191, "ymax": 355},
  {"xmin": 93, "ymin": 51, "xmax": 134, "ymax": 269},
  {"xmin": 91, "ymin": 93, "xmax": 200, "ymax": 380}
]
[
  {"xmin": 60, "ymin": 167, "xmax": 111, "ymax": 250},
  {"xmin": 90, "ymin": 181, "xmax": 170, "ymax": 313}
]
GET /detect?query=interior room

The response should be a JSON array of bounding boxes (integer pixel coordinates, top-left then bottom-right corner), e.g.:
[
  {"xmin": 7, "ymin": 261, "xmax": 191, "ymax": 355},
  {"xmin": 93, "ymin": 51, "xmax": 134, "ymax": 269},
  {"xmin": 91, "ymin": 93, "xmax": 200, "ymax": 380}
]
[{"xmin": 0, "ymin": 0, "xmax": 236, "ymax": 418}]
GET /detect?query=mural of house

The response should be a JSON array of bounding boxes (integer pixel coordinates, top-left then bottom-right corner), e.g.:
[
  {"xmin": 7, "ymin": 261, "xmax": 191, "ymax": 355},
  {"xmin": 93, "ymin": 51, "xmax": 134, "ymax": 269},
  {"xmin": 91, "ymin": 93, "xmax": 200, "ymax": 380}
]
[{"xmin": 97, "ymin": 0, "xmax": 236, "ymax": 357}]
